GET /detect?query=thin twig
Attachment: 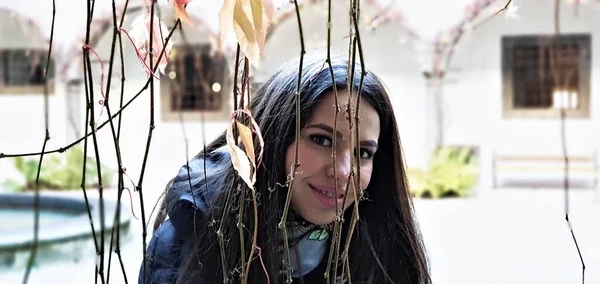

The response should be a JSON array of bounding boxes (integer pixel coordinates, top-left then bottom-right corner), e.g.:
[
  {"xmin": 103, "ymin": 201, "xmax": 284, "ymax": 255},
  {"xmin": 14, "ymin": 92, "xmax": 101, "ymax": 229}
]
[
  {"xmin": 244, "ymin": 187, "xmax": 260, "ymax": 282},
  {"xmin": 233, "ymin": 45, "xmax": 241, "ymax": 138},
  {"xmin": 332, "ymin": 1, "xmax": 358, "ymax": 281},
  {"xmin": 238, "ymin": 182, "xmax": 247, "ymax": 281},
  {"xmin": 341, "ymin": 32, "xmax": 358, "ymax": 283},
  {"xmin": 341, "ymin": 3, "xmax": 367, "ymax": 281},
  {"xmin": 324, "ymin": 0, "xmax": 342, "ymax": 281},
  {"xmin": 495, "ymin": 0, "xmax": 513, "ymax": 15},
  {"xmin": 22, "ymin": 1, "xmax": 55, "ymax": 283},
  {"xmin": 104, "ymin": 1, "xmax": 131, "ymax": 283},
  {"xmin": 85, "ymin": 42, "xmax": 107, "ymax": 284},
  {"xmin": 279, "ymin": 1, "xmax": 306, "ymax": 283},
  {"xmin": 136, "ymin": 3, "xmax": 158, "ymax": 283},
  {"xmin": 215, "ymin": 44, "xmax": 242, "ymax": 284},
  {"xmin": 116, "ymin": 0, "xmax": 130, "ymax": 141},
  {"xmin": 237, "ymin": 57, "xmax": 250, "ymax": 283},
  {"xmin": 242, "ymin": 68, "xmax": 260, "ymax": 284},
  {"xmin": 81, "ymin": 1, "xmax": 107, "ymax": 283},
  {"xmin": 333, "ymin": 174, "xmax": 353, "ymax": 282},
  {"xmin": 550, "ymin": 0, "xmax": 585, "ymax": 282},
  {"xmin": 217, "ymin": 184, "xmax": 234, "ymax": 283},
  {"xmin": 81, "ymin": 38, "xmax": 102, "ymax": 284},
  {"xmin": 85, "ymin": 5, "xmax": 100, "ymax": 277}
]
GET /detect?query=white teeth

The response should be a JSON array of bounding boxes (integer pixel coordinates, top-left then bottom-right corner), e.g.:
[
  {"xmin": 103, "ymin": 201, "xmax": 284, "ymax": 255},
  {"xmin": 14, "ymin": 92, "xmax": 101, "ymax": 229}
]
[{"xmin": 319, "ymin": 190, "xmax": 341, "ymax": 199}]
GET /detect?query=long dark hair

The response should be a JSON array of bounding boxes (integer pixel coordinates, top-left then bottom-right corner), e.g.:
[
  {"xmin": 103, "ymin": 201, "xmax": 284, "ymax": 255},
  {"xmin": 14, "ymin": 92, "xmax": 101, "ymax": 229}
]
[{"xmin": 166, "ymin": 54, "xmax": 430, "ymax": 283}]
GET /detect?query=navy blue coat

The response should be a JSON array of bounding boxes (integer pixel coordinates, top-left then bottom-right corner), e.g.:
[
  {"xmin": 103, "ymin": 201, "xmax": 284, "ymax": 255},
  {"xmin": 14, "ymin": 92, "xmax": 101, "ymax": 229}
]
[
  {"xmin": 138, "ymin": 148, "xmax": 228, "ymax": 284},
  {"xmin": 138, "ymin": 148, "xmax": 331, "ymax": 284}
]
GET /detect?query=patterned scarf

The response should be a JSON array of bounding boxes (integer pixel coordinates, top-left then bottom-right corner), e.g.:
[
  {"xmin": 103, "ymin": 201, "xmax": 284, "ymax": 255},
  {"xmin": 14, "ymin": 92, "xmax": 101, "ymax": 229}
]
[{"xmin": 279, "ymin": 219, "xmax": 333, "ymax": 278}]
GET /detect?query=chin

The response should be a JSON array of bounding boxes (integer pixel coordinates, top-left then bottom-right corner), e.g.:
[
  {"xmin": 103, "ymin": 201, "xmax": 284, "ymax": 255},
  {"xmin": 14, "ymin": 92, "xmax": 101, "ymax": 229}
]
[{"xmin": 304, "ymin": 213, "xmax": 336, "ymax": 226}]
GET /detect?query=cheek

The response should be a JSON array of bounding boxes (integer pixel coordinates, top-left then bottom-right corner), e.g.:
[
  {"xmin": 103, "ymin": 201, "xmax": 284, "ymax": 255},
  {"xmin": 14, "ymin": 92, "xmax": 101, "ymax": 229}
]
[
  {"xmin": 286, "ymin": 140, "xmax": 326, "ymax": 175},
  {"xmin": 359, "ymin": 164, "xmax": 374, "ymax": 190},
  {"xmin": 285, "ymin": 140, "xmax": 313, "ymax": 173}
]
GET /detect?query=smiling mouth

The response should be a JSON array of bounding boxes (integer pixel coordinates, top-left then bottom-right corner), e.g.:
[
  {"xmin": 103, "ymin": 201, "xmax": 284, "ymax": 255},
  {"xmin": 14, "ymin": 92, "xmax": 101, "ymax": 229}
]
[{"xmin": 310, "ymin": 185, "xmax": 344, "ymax": 199}]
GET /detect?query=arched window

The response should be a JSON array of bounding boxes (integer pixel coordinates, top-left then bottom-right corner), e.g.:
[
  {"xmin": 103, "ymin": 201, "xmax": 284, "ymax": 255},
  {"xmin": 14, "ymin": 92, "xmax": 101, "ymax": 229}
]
[
  {"xmin": 0, "ymin": 9, "xmax": 54, "ymax": 94},
  {"xmin": 160, "ymin": 43, "xmax": 231, "ymax": 121}
]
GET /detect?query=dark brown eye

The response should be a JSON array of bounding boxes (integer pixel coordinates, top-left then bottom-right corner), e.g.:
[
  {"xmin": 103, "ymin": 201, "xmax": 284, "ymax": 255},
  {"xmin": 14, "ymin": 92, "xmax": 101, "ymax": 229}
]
[
  {"xmin": 355, "ymin": 148, "xmax": 374, "ymax": 159},
  {"xmin": 310, "ymin": 134, "xmax": 332, "ymax": 147}
]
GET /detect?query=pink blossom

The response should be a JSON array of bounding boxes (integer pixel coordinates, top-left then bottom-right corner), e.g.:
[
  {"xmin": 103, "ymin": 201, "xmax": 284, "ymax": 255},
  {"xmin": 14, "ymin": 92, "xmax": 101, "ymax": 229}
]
[
  {"xmin": 128, "ymin": 14, "xmax": 173, "ymax": 76},
  {"xmin": 169, "ymin": 0, "xmax": 193, "ymax": 24}
]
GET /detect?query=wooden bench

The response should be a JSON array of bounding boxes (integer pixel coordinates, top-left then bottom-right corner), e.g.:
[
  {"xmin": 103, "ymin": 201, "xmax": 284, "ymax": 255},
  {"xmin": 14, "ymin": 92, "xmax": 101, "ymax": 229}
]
[{"xmin": 492, "ymin": 152, "xmax": 598, "ymax": 188}]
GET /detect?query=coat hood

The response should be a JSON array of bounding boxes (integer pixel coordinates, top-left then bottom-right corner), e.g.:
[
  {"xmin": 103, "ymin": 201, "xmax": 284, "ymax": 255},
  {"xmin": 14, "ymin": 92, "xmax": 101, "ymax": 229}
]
[{"xmin": 165, "ymin": 145, "xmax": 230, "ymax": 237}]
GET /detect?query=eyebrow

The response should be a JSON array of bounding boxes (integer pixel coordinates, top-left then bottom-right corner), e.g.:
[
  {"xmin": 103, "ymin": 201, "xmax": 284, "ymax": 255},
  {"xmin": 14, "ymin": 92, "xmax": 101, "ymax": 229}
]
[{"xmin": 304, "ymin": 123, "xmax": 379, "ymax": 148}]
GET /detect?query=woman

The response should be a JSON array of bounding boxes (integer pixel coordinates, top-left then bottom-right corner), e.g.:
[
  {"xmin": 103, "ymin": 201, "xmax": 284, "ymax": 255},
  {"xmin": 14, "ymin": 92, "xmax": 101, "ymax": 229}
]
[{"xmin": 139, "ymin": 55, "xmax": 431, "ymax": 283}]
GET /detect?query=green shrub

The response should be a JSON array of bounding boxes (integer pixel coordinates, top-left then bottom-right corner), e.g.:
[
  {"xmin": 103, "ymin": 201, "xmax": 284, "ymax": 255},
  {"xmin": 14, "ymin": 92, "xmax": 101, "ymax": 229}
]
[
  {"xmin": 408, "ymin": 146, "xmax": 478, "ymax": 199},
  {"xmin": 3, "ymin": 145, "xmax": 115, "ymax": 192}
]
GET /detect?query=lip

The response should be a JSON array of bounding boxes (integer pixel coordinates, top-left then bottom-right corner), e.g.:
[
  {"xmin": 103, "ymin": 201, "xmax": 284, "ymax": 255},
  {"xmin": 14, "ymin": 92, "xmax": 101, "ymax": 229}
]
[{"xmin": 309, "ymin": 184, "xmax": 345, "ymax": 209}]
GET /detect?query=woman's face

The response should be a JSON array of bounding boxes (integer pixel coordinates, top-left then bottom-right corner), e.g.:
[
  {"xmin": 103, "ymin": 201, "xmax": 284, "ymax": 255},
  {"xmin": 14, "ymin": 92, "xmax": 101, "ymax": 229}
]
[{"xmin": 285, "ymin": 90, "xmax": 380, "ymax": 225}]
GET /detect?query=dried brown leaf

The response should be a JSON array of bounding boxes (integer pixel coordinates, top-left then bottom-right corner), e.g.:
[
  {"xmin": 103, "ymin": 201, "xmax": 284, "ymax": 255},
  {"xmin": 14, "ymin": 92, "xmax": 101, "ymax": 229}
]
[
  {"xmin": 220, "ymin": 0, "xmax": 271, "ymax": 68},
  {"xmin": 226, "ymin": 121, "xmax": 256, "ymax": 188}
]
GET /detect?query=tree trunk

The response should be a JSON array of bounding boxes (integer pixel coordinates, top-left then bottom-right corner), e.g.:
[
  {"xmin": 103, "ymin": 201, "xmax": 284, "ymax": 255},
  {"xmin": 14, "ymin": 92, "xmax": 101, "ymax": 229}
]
[{"xmin": 426, "ymin": 75, "xmax": 444, "ymax": 161}]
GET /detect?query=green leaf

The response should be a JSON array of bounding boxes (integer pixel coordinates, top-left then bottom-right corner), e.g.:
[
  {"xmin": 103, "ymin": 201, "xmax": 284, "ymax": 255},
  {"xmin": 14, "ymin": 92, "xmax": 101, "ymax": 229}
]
[{"xmin": 308, "ymin": 229, "xmax": 329, "ymax": 241}]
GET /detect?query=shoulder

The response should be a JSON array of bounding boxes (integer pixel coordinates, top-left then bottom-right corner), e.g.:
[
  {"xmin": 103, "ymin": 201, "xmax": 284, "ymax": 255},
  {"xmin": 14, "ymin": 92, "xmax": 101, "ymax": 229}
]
[
  {"xmin": 139, "ymin": 219, "xmax": 189, "ymax": 284},
  {"xmin": 139, "ymin": 147, "xmax": 230, "ymax": 283},
  {"xmin": 166, "ymin": 146, "xmax": 230, "ymax": 235}
]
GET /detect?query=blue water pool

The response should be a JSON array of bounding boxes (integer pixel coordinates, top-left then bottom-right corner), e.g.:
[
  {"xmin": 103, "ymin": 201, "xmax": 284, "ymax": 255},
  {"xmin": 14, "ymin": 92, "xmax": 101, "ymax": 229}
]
[
  {"xmin": 0, "ymin": 192, "xmax": 131, "ymax": 269},
  {"xmin": 0, "ymin": 208, "xmax": 75, "ymax": 232}
]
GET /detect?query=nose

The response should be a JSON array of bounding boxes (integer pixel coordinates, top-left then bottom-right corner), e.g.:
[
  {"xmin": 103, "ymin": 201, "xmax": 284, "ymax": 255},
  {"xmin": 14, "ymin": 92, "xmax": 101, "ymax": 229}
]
[{"xmin": 327, "ymin": 150, "xmax": 351, "ymax": 183}]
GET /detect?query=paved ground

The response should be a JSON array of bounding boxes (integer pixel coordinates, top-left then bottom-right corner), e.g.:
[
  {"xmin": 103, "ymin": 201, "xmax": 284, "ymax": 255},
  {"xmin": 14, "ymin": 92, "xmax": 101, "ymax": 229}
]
[
  {"xmin": 1, "ymin": 187, "xmax": 599, "ymax": 284},
  {"xmin": 415, "ymin": 188, "xmax": 600, "ymax": 284}
]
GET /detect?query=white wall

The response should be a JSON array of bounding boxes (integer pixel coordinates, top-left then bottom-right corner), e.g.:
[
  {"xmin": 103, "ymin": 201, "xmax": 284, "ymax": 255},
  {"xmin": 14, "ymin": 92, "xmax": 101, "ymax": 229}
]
[
  {"xmin": 0, "ymin": 8, "xmax": 70, "ymax": 184},
  {"xmin": 0, "ymin": 90, "xmax": 71, "ymax": 183},
  {"xmin": 442, "ymin": 0, "xmax": 600, "ymax": 190}
]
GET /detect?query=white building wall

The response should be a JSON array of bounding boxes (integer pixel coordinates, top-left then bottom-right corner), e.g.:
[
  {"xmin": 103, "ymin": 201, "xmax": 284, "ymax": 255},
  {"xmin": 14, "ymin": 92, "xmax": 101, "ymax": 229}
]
[
  {"xmin": 443, "ymin": 0, "xmax": 600, "ymax": 191},
  {"xmin": 0, "ymin": 8, "xmax": 70, "ymax": 184}
]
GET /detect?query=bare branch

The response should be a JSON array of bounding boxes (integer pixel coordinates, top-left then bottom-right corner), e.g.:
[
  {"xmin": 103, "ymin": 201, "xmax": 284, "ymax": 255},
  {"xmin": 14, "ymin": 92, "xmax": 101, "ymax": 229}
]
[
  {"xmin": 279, "ymin": 0, "xmax": 307, "ymax": 282},
  {"xmin": 22, "ymin": 1, "xmax": 56, "ymax": 282}
]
